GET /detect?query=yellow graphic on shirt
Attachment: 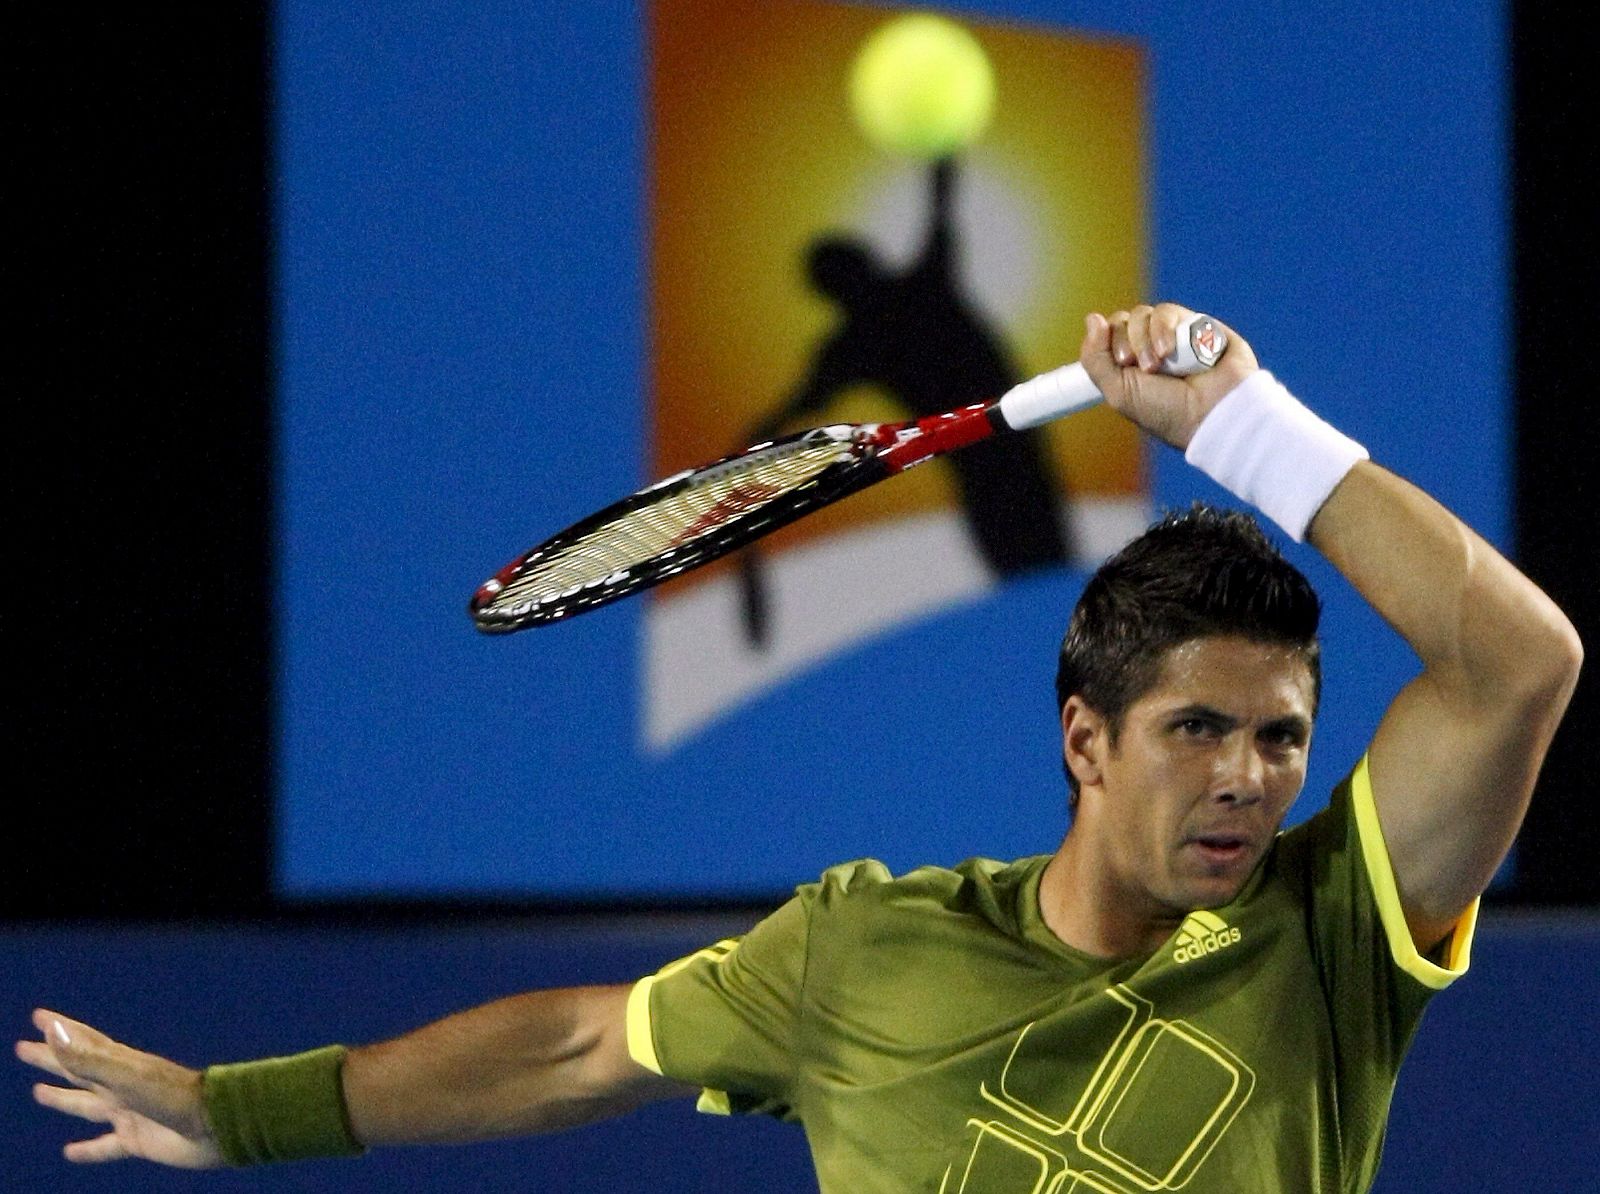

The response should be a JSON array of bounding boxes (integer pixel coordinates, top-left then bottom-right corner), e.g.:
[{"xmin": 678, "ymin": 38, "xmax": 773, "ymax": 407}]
[{"xmin": 946, "ymin": 984, "xmax": 1256, "ymax": 1192}]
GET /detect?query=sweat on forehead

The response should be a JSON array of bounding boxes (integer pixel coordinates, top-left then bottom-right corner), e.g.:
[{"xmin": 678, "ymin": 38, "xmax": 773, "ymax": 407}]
[{"xmin": 1139, "ymin": 636, "xmax": 1319, "ymax": 713}]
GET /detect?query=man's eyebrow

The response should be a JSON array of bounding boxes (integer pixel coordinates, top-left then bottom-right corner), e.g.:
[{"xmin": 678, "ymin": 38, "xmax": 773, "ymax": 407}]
[
  {"xmin": 1262, "ymin": 713, "xmax": 1314, "ymax": 737},
  {"xmin": 1164, "ymin": 704, "xmax": 1236, "ymax": 724},
  {"xmin": 1162, "ymin": 705, "xmax": 1312, "ymax": 733}
]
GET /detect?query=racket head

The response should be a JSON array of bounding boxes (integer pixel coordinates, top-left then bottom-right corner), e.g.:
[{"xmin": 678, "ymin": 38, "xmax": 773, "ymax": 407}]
[{"xmin": 470, "ymin": 425, "xmax": 889, "ymax": 632}]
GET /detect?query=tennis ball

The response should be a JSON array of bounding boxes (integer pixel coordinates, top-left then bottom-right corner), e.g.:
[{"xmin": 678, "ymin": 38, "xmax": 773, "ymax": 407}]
[{"xmin": 849, "ymin": 14, "xmax": 995, "ymax": 159}]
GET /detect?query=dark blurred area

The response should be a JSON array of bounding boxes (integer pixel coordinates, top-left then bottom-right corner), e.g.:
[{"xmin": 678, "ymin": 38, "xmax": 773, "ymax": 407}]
[
  {"xmin": 11, "ymin": 8, "xmax": 271, "ymax": 918},
  {"xmin": 1507, "ymin": 0, "xmax": 1598, "ymax": 903},
  {"xmin": 6, "ymin": 3, "xmax": 1595, "ymax": 920}
]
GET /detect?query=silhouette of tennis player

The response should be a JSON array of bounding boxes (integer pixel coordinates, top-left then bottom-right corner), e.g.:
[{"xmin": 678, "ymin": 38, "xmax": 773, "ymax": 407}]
[{"xmin": 738, "ymin": 158, "xmax": 1072, "ymax": 646}]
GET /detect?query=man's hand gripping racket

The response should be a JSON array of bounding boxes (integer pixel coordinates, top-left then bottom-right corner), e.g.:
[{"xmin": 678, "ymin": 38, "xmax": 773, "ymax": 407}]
[{"xmin": 470, "ymin": 307, "xmax": 1231, "ymax": 632}]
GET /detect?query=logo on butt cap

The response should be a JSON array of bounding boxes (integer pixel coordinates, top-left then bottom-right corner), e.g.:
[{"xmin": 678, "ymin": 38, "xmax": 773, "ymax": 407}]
[{"xmin": 1189, "ymin": 317, "xmax": 1226, "ymax": 368}]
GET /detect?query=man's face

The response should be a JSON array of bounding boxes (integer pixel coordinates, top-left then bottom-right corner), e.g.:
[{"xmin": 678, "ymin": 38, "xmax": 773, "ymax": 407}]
[{"xmin": 1066, "ymin": 635, "xmax": 1315, "ymax": 916}]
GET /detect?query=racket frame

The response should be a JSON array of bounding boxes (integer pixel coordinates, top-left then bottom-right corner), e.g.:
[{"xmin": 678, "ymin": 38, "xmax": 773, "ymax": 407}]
[{"xmin": 470, "ymin": 314, "xmax": 1226, "ymax": 632}]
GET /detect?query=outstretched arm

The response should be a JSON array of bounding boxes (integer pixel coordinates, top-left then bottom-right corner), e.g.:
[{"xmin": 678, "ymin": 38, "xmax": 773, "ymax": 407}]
[
  {"xmin": 1080, "ymin": 303, "xmax": 1583, "ymax": 952},
  {"xmin": 17, "ymin": 987, "xmax": 694, "ymax": 1167},
  {"xmin": 342, "ymin": 984, "xmax": 691, "ymax": 1145}
]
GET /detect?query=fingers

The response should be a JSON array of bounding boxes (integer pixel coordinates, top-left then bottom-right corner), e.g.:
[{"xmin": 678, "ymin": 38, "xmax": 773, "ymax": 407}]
[
  {"xmin": 1105, "ymin": 304, "xmax": 1194, "ymax": 371},
  {"xmin": 63, "ymin": 1132, "xmax": 132, "ymax": 1165},
  {"xmin": 1147, "ymin": 302, "xmax": 1193, "ymax": 364},
  {"xmin": 28, "ymin": 1009, "xmax": 211, "ymax": 1144},
  {"xmin": 1080, "ymin": 310, "xmax": 1111, "ymax": 359},
  {"xmin": 35, "ymin": 1008, "xmax": 103, "ymax": 1052},
  {"xmin": 35, "ymin": 1082, "xmax": 114, "ymax": 1124},
  {"xmin": 1077, "ymin": 311, "xmax": 1119, "ymax": 397},
  {"xmin": 27, "ymin": 1009, "xmax": 112, "ymax": 1088},
  {"xmin": 16, "ymin": 1038, "xmax": 76, "ymax": 1084},
  {"xmin": 30, "ymin": 1007, "xmax": 163, "ymax": 1094},
  {"xmin": 1080, "ymin": 306, "xmax": 1163, "ymax": 399},
  {"xmin": 1109, "ymin": 307, "xmax": 1152, "ymax": 369}
]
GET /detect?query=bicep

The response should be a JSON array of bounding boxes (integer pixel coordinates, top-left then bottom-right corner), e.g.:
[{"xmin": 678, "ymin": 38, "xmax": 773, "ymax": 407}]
[
  {"xmin": 581, "ymin": 984, "xmax": 701, "ymax": 1108},
  {"xmin": 1367, "ymin": 668, "xmax": 1568, "ymax": 951}
]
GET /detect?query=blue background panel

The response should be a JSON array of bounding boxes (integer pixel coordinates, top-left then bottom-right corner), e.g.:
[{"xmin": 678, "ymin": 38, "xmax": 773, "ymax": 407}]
[{"xmin": 275, "ymin": 1, "xmax": 1506, "ymax": 897}]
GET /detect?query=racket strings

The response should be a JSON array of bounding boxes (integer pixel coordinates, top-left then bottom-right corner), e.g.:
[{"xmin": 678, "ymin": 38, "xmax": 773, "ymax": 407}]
[{"xmin": 490, "ymin": 437, "xmax": 856, "ymax": 613}]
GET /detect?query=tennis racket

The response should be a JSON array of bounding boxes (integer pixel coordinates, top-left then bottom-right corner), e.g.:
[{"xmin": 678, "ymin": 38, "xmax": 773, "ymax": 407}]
[{"xmin": 470, "ymin": 313, "xmax": 1226, "ymax": 632}]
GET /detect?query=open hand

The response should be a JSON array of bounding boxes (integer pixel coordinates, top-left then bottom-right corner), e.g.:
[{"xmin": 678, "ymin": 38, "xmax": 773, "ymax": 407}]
[
  {"xmin": 1078, "ymin": 302, "xmax": 1258, "ymax": 450},
  {"xmin": 15, "ymin": 1008, "xmax": 224, "ymax": 1168}
]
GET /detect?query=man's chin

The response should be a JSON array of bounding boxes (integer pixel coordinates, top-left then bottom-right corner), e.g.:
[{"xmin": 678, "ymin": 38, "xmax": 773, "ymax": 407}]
[{"xmin": 1170, "ymin": 868, "xmax": 1252, "ymax": 912}]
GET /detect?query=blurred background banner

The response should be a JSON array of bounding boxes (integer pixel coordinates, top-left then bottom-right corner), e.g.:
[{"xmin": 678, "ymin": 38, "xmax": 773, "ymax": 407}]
[
  {"xmin": 273, "ymin": 0, "xmax": 1510, "ymax": 899},
  {"xmin": 646, "ymin": 1, "xmax": 1146, "ymax": 749}
]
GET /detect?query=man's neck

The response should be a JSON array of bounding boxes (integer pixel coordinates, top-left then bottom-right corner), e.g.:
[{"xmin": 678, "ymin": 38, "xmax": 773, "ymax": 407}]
[{"xmin": 1038, "ymin": 830, "xmax": 1183, "ymax": 960}]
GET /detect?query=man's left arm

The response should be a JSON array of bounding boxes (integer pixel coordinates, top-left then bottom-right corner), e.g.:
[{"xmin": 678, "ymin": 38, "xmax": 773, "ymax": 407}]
[
  {"xmin": 1081, "ymin": 302, "xmax": 1583, "ymax": 955},
  {"xmin": 1307, "ymin": 463, "xmax": 1581, "ymax": 951}
]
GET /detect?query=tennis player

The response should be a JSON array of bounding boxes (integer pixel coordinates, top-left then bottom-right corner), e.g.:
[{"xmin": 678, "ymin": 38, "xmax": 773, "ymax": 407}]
[{"xmin": 18, "ymin": 304, "xmax": 1582, "ymax": 1191}]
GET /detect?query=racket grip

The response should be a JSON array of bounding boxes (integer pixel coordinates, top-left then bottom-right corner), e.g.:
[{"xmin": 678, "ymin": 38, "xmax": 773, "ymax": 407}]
[{"xmin": 995, "ymin": 313, "xmax": 1228, "ymax": 431}]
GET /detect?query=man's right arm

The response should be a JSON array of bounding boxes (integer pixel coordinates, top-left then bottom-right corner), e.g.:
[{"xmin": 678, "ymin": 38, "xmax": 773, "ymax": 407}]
[
  {"xmin": 17, "ymin": 986, "xmax": 695, "ymax": 1168},
  {"xmin": 342, "ymin": 983, "xmax": 692, "ymax": 1146}
]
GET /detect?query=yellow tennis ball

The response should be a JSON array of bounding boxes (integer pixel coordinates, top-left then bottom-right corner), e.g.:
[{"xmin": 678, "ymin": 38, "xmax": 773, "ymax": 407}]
[{"xmin": 849, "ymin": 14, "xmax": 995, "ymax": 159}]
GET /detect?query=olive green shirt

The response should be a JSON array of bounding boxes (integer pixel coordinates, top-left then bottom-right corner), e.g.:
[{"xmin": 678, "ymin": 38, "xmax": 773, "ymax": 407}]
[{"xmin": 627, "ymin": 757, "xmax": 1476, "ymax": 1192}]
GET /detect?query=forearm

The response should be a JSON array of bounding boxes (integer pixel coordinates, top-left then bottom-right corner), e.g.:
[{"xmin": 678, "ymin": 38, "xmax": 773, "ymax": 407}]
[
  {"xmin": 341, "ymin": 984, "xmax": 654, "ymax": 1148},
  {"xmin": 1309, "ymin": 462, "xmax": 1581, "ymax": 706}
]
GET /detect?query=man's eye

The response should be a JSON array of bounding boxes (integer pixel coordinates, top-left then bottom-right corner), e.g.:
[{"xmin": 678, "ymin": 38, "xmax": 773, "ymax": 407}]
[{"xmin": 1176, "ymin": 718, "xmax": 1216, "ymax": 737}]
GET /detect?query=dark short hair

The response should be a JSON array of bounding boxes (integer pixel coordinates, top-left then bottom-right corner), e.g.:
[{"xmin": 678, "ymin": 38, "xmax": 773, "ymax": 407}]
[{"xmin": 1056, "ymin": 504, "xmax": 1322, "ymax": 800}]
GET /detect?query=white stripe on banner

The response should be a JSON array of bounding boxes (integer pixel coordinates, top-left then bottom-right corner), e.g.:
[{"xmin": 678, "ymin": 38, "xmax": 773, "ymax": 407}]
[{"xmin": 643, "ymin": 496, "xmax": 1148, "ymax": 751}]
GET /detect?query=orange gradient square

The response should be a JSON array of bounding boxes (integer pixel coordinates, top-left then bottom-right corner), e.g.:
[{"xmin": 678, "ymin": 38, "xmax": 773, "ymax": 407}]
[{"xmin": 649, "ymin": 0, "xmax": 1146, "ymax": 575}]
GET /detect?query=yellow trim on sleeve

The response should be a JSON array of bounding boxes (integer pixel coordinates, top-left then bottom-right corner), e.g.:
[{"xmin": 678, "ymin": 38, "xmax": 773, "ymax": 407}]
[
  {"xmin": 695, "ymin": 1088, "xmax": 733, "ymax": 1116},
  {"xmin": 626, "ymin": 940, "xmax": 743, "ymax": 1077},
  {"xmin": 625, "ymin": 976, "xmax": 664, "ymax": 1075},
  {"xmin": 1349, "ymin": 754, "xmax": 1478, "ymax": 990},
  {"xmin": 628, "ymin": 943, "xmax": 751, "ymax": 1113}
]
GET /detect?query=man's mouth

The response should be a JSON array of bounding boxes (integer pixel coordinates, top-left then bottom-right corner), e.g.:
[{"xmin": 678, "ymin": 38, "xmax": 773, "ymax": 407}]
[{"xmin": 1188, "ymin": 834, "xmax": 1252, "ymax": 866}]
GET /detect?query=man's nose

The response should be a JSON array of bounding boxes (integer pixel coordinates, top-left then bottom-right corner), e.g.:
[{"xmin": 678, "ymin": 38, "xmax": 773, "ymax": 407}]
[{"xmin": 1214, "ymin": 734, "xmax": 1266, "ymax": 805}]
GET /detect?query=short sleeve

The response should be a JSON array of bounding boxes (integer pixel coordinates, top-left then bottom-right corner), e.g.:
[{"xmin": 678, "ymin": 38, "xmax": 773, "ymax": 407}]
[
  {"xmin": 626, "ymin": 887, "xmax": 813, "ymax": 1118},
  {"xmin": 1280, "ymin": 755, "xmax": 1480, "ymax": 1088},
  {"xmin": 1343, "ymin": 754, "xmax": 1478, "ymax": 987}
]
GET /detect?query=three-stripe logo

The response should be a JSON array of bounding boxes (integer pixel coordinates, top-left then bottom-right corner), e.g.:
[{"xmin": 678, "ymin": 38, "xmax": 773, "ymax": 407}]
[{"xmin": 1173, "ymin": 909, "xmax": 1243, "ymax": 964}]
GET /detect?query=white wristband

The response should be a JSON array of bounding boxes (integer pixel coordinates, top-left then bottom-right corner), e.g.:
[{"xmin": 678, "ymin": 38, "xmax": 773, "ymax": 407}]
[{"xmin": 1184, "ymin": 371, "xmax": 1368, "ymax": 542}]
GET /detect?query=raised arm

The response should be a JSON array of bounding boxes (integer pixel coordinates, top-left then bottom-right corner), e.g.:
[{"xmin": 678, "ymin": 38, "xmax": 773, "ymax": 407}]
[
  {"xmin": 1307, "ymin": 463, "xmax": 1580, "ymax": 948},
  {"xmin": 1079, "ymin": 303, "xmax": 1583, "ymax": 951},
  {"xmin": 17, "ymin": 986, "xmax": 693, "ymax": 1168}
]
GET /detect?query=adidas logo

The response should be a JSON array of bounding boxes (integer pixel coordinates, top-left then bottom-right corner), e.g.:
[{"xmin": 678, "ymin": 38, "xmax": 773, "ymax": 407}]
[{"xmin": 1172, "ymin": 910, "xmax": 1242, "ymax": 964}]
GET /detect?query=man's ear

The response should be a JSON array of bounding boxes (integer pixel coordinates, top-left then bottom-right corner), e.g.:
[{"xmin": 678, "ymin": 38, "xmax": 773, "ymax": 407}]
[{"xmin": 1061, "ymin": 695, "xmax": 1109, "ymax": 793}]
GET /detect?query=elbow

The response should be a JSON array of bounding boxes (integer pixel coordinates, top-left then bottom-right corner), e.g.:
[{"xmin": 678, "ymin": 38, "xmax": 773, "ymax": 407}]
[
  {"xmin": 1553, "ymin": 615, "xmax": 1584, "ymax": 696},
  {"xmin": 1537, "ymin": 601, "xmax": 1583, "ymax": 690},
  {"xmin": 1558, "ymin": 612, "xmax": 1584, "ymax": 672},
  {"xmin": 1502, "ymin": 606, "xmax": 1583, "ymax": 710}
]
